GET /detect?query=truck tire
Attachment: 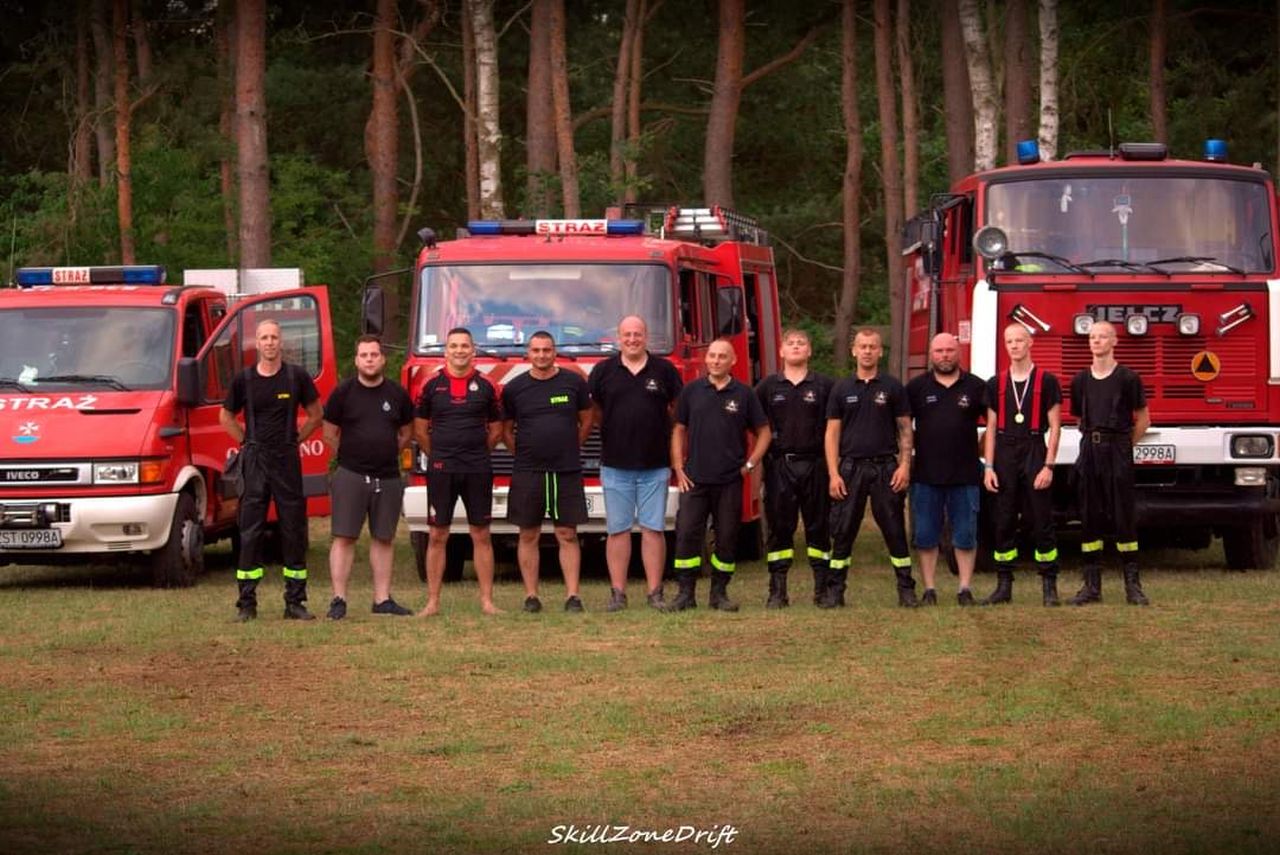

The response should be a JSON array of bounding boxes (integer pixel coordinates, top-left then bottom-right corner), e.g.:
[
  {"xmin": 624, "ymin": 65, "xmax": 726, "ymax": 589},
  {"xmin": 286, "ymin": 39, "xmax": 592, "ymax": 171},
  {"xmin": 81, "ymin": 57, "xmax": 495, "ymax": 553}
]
[
  {"xmin": 1222, "ymin": 515, "xmax": 1280, "ymax": 570},
  {"xmin": 149, "ymin": 492, "xmax": 204, "ymax": 588},
  {"xmin": 411, "ymin": 531, "xmax": 428, "ymax": 582},
  {"xmin": 412, "ymin": 531, "xmax": 467, "ymax": 582},
  {"xmin": 736, "ymin": 519, "xmax": 765, "ymax": 562}
]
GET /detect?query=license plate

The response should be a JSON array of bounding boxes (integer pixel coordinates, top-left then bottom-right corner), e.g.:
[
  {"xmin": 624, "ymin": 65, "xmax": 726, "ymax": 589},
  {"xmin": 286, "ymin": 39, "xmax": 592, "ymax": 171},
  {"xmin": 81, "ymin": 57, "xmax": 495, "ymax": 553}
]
[
  {"xmin": 585, "ymin": 494, "xmax": 600, "ymax": 516},
  {"xmin": 1133, "ymin": 444, "xmax": 1175, "ymax": 465},
  {"xmin": 0, "ymin": 528, "xmax": 64, "ymax": 549}
]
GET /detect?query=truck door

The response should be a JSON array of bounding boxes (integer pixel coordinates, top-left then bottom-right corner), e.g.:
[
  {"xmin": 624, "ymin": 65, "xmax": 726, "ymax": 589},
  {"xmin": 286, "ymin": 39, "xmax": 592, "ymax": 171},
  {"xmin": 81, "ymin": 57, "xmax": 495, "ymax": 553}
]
[{"xmin": 188, "ymin": 287, "xmax": 337, "ymax": 528}]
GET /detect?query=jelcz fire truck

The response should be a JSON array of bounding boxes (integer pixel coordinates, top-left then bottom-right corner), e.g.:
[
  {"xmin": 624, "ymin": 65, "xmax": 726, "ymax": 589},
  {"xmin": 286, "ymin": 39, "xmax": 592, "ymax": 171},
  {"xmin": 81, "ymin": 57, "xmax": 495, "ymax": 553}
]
[
  {"xmin": 902, "ymin": 140, "xmax": 1280, "ymax": 568},
  {"xmin": 0, "ymin": 265, "xmax": 337, "ymax": 585},
  {"xmin": 365, "ymin": 207, "xmax": 783, "ymax": 579}
]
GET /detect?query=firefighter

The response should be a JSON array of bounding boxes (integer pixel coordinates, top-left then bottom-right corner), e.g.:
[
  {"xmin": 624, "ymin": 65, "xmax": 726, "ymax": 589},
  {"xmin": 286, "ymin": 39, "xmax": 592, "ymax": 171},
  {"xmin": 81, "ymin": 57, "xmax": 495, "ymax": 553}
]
[
  {"xmin": 220, "ymin": 318, "xmax": 324, "ymax": 622},
  {"xmin": 1069, "ymin": 320, "xmax": 1151, "ymax": 606},
  {"xmin": 825, "ymin": 328, "xmax": 919, "ymax": 608},
  {"xmin": 981, "ymin": 323, "xmax": 1063, "ymax": 606},
  {"xmin": 755, "ymin": 328, "xmax": 834, "ymax": 608},
  {"xmin": 669, "ymin": 339, "xmax": 771, "ymax": 611}
]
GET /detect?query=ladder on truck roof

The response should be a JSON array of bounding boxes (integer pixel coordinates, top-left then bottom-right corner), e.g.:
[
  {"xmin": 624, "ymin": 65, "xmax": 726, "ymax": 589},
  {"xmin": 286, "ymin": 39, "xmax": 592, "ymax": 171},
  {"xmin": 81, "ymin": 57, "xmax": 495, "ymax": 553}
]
[{"xmin": 662, "ymin": 206, "xmax": 769, "ymax": 246}]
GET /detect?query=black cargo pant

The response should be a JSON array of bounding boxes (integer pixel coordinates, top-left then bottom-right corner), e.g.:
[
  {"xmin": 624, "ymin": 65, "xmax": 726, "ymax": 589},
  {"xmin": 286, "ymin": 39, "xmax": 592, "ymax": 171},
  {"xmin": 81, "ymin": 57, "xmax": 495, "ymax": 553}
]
[
  {"xmin": 237, "ymin": 442, "xmax": 309, "ymax": 578},
  {"xmin": 763, "ymin": 452, "xmax": 830, "ymax": 573},
  {"xmin": 829, "ymin": 456, "xmax": 912, "ymax": 575},
  {"xmin": 673, "ymin": 478, "xmax": 742, "ymax": 576},
  {"xmin": 1075, "ymin": 432, "xmax": 1138, "ymax": 563},
  {"xmin": 992, "ymin": 434, "xmax": 1057, "ymax": 569}
]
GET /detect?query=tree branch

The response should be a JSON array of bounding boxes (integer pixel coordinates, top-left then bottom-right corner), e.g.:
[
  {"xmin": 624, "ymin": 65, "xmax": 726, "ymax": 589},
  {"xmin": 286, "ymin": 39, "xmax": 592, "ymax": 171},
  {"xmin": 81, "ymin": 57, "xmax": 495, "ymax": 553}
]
[
  {"xmin": 573, "ymin": 100, "xmax": 709, "ymax": 132},
  {"xmin": 741, "ymin": 15, "xmax": 832, "ymax": 89}
]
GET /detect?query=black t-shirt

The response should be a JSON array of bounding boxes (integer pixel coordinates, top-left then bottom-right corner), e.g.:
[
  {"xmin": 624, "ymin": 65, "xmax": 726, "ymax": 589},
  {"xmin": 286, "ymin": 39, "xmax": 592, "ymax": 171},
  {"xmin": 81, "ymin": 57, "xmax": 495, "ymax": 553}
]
[
  {"xmin": 588, "ymin": 353, "xmax": 683, "ymax": 469},
  {"xmin": 1070, "ymin": 365, "xmax": 1147, "ymax": 433},
  {"xmin": 323, "ymin": 377, "xmax": 415, "ymax": 478},
  {"xmin": 985, "ymin": 367, "xmax": 1062, "ymax": 439},
  {"xmin": 906, "ymin": 370, "xmax": 987, "ymax": 485},
  {"xmin": 223, "ymin": 363, "xmax": 320, "ymax": 447},
  {"xmin": 415, "ymin": 370, "xmax": 501, "ymax": 472},
  {"xmin": 676, "ymin": 377, "xmax": 769, "ymax": 485},
  {"xmin": 502, "ymin": 368, "xmax": 591, "ymax": 472},
  {"xmin": 755, "ymin": 371, "xmax": 834, "ymax": 454},
  {"xmin": 826, "ymin": 373, "xmax": 910, "ymax": 460}
]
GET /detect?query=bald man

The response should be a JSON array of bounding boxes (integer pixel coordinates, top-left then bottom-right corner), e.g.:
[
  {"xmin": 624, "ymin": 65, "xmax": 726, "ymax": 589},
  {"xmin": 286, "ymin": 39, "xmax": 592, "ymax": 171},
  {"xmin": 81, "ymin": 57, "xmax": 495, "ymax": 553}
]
[{"xmin": 905, "ymin": 333, "xmax": 988, "ymax": 605}]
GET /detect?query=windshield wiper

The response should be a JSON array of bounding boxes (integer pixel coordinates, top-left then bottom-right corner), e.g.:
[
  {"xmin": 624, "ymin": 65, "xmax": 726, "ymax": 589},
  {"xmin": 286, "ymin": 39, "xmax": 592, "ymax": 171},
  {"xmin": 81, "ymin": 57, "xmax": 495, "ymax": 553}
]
[
  {"xmin": 1077, "ymin": 258, "xmax": 1161, "ymax": 274},
  {"xmin": 560, "ymin": 341, "xmax": 618, "ymax": 351},
  {"xmin": 35, "ymin": 373, "xmax": 131, "ymax": 391},
  {"xmin": 0, "ymin": 376, "xmax": 30, "ymax": 391},
  {"xmin": 997, "ymin": 251, "xmax": 1090, "ymax": 275},
  {"xmin": 1146, "ymin": 256, "xmax": 1247, "ymax": 275}
]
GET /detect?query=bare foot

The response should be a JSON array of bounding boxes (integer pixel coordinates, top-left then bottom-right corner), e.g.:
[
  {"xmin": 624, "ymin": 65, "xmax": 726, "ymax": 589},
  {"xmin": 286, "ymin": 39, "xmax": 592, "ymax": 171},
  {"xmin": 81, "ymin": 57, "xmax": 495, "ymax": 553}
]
[
  {"xmin": 417, "ymin": 599, "xmax": 440, "ymax": 617},
  {"xmin": 480, "ymin": 600, "xmax": 504, "ymax": 615}
]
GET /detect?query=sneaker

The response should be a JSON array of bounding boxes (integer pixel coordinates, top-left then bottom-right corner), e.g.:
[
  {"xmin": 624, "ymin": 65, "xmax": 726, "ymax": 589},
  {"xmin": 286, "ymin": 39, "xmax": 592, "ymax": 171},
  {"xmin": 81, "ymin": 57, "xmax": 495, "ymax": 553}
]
[
  {"xmin": 920, "ymin": 588, "xmax": 938, "ymax": 606},
  {"xmin": 606, "ymin": 587, "xmax": 628, "ymax": 612},
  {"xmin": 327, "ymin": 597, "xmax": 347, "ymax": 620},
  {"xmin": 523, "ymin": 595, "xmax": 543, "ymax": 614},
  {"xmin": 957, "ymin": 589, "xmax": 976, "ymax": 607},
  {"xmin": 564, "ymin": 595, "xmax": 584, "ymax": 613},
  {"xmin": 372, "ymin": 598, "xmax": 412, "ymax": 616}
]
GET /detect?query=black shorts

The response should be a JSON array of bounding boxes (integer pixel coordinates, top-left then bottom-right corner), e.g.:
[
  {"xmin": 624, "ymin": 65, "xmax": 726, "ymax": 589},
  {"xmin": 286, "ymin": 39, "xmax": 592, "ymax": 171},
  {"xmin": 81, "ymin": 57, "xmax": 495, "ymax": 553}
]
[
  {"xmin": 507, "ymin": 470, "xmax": 588, "ymax": 527},
  {"xmin": 426, "ymin": 471, "xmax": 494, "ymax": 527},
  {"xmin": 330, "ymin": 466, "xmax": 405, "ymax": 541}
]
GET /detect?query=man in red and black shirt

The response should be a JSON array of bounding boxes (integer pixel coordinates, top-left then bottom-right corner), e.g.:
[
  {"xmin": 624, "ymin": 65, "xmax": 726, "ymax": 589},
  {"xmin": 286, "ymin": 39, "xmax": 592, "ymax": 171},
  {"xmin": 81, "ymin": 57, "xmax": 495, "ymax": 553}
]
[{"xmin": 413, "ymin": 328, "xmax": 503, "ymax": 615}]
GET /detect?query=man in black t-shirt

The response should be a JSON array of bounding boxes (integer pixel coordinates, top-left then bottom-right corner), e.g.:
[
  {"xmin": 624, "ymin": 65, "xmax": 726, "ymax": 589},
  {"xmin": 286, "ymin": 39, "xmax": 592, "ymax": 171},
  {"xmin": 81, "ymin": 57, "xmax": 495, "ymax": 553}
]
[
  {"xmin": 322, "ymin": 336, "xmax": 415, "ymax": 620},
  {"xmin": 413, "ymin": 328, "xmax": 503, "ymax": 615},
  {"xmin": 669, "ymin": 339, "xmax": 770, "ymax": 611},
  {"xmin": 220, "ymin": 319, "xmax": 323, "ymax": 622},
  {"xmin": 981, "ymin": 324, "xmax": 1063, "ymax": 606},
  {"xmin": 588, "ymin": 315, "xmax": 683, "ymax": 611},
  {"xmin": 906, "ymin": 333, "xmax": 987, "ymax": 606},
  {"xmin": 502, "ymin": 332, "xmax": 593, "ymax": 614},
  {"xmin": 1069, "ymin": 320, "xmax": 1152, "ymax": 606},
  {"xmin": 825, "ymin": 328, "xmax": 919, "ymax": 608}
]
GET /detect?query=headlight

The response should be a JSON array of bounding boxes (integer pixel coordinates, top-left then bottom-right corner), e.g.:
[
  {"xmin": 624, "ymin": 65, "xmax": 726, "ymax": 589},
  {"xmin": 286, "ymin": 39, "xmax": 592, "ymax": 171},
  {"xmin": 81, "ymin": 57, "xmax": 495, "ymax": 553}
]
[
  {"xmin": 1177, "ymin": 313, "xmax": 1200, "ymax": 335},
  {"xmin": 1073, "ymin": 314, "xmax": 1095, "ymax": 335},
  {"xmin": 93, "ymin": 461, "xmax": 139, "ymax": 483},
  {"xmin": 1235, "ymin": 467, "xmax": 1267, "ymax": 486},
  {"xmin": 1126, "ymin": 314, "xmax": 1149, "ymax": 336},
  {"xmin": 1230, "ymin": 435, "xmax": 1273, "ymax": 458}
]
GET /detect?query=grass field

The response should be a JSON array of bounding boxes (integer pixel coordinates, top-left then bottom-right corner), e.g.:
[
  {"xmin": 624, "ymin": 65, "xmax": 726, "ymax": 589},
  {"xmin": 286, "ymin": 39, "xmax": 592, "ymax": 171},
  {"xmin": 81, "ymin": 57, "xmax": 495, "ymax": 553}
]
[{"xmin": 1, "ymin": 522, "xmax": 1278, "ymax": 854}]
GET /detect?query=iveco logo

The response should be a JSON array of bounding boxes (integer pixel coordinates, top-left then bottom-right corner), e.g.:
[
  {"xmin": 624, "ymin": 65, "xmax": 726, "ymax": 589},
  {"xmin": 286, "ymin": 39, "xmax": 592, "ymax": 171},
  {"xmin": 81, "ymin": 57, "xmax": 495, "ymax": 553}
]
[
  {"xmin": 1086, "ymin": 304, "xmax": 1182, "ymax": 324},
  {"xmin": 10, "ymin": 421, "xmax": 40, "ymax": 445},
  {"xmin": 2, "ymin": 470, "xmax": 41, "ymax": 481}
]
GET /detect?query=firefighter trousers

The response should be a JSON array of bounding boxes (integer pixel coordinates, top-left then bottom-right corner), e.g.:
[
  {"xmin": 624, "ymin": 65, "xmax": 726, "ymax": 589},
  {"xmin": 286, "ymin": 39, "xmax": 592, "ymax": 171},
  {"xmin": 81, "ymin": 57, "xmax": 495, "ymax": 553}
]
[
  {"xmin": 237, "ymin": 443, "xmax": 309, "ymax": 572},
  {"xmin": 1075, "ymin": 435, "xmax": 1139, "ymax": 560},
  {"xmin": 763, "ymin": 453, "xmax": 830, "ymax": 572},
  {"xmin": 992, "ymin": 435, "xmax": 1057, "ymax": 568},
  {"xmin": 673, "ymin": 478, "xmax": 742, "ymax": 576},
  {"xmin": 829, "ymin": 456, "xmax": 912, "ymax": 573}
]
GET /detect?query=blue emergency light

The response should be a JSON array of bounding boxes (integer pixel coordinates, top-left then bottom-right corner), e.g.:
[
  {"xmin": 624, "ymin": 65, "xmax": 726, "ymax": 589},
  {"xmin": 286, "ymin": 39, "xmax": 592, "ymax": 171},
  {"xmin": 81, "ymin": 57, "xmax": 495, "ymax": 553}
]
[
  {"xmin": 1016, "ymin": 139, "xmax": 1041, "ymax": 165},
  {"xmin": 466, "ymin": 219, "xmax": 645, "ymax": 237},
  {"xmin": 15, "ymin": 265, "xmax": 167, "ymax": 287},
  {"xmin": 1203, "ymin": 139, "xmax": 1228, "ymax": 162}
]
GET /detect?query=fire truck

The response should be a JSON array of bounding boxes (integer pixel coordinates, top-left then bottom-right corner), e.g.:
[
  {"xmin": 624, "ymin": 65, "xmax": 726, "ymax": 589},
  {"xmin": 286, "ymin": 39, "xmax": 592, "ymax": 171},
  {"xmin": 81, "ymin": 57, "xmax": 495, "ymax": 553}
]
[
  {"xmin": 902, "ymin": 140, "xmax": 1280, "ymax": 568},
  {"xmin": 0, "ymin": 265, "xmax": 337, "ymax": 585},
  {"xmin": 364, "ymin": 206, "xmax": 783, "ymax": 580}
]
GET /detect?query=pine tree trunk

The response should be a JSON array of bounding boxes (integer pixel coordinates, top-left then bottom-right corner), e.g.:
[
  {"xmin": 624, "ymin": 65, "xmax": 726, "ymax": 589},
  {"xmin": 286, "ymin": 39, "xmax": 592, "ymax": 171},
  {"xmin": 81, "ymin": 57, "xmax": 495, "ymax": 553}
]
[
  {"xmin": 624, "ymin": 0, "xmax": 651, "ymax": 204},
  {"xmin": 1003, "ymin": 0, "xmax": 1032, "ymax": 164},
  {"xmin": 941, "ymin": 0, "xmax": 974, "ymax": 181},
  {"xmin": 113, "ymin": 0, "xmax": 135, "ymax": 264},
  {"xmin": 1037, "ymin": 0, "xmax": 1059, "ymax": 160},
  {"xmin": 548, "ymin": 0, "xmax": 579, "ymax": 217},
  {"xmin": 462, "ymin": 0, "xmax": 481, "ymax": 221},
  {"xmin": 835, "ymin": 0, "xmax": 862, "ymax": 371},
  {"xmin": 609, "ymin": 0, "xmax": 639, "ymax": 205},
  {"xmin": 1149, "ymin": 0, "xmax": 1168, "ymax": 144},
  {"xmin": 367, "ymin": 0, "xmax": 399, "ymax": 274},
  {"xmin": 895, "ymin": 0, "xmax": 919, "ymax": 216},
  {"xmin": 526, "ymin": 0, "xmax": 556, "ymax": 217},
  {"xmin": 236, "ymin": 0, "xmax": 271, "ymax": 267},
  {"xmin": 703, "ymin": 0, "xmax": 744, "ymax": 208},
  {"xmin": 874, "ymin": 0, "xmax": 905, "ymax": 360},
  {"xmin": 130, "ymin": 0, "xmax": 152, "ymax": 86},
  {"xmin": 71, "ymin": 0, "xmax": 94, "ymax": 185},
  {"xmin": 470, "ymin": 0, "xmax": 505, "ymax": 219},
  {"xmin": 217, "ymin": 1, "xmax": 237, "ymax": 261},
  {"xmin": 958, "ymin": 0, "xmax": 998, "ymax": 172},
  {"xmin": 90, "ymin": 0, "xmax": 115, "ymax": 187}
]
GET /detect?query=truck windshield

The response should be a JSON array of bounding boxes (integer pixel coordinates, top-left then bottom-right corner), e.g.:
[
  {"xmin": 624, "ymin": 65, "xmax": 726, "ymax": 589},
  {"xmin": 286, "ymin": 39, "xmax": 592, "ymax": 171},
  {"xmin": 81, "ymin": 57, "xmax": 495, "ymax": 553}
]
[
  {"xmin": 0, "ymin": 307, "xmax": 175, "ymax": 390},
  {"xmin": 986, "ymin": 175, "xmax": 1275, "ymax": 273},
  {"xmin": 415, "ymin": 263, "xmax": 674, "ymax": 354}
]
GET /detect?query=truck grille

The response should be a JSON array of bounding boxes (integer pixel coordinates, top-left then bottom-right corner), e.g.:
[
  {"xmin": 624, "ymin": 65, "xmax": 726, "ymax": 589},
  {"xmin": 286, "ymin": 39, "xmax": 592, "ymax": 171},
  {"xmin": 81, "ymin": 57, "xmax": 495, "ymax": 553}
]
[{"xmin": 490, "ymin": 428, "xmax": 603, "ymax": 476}]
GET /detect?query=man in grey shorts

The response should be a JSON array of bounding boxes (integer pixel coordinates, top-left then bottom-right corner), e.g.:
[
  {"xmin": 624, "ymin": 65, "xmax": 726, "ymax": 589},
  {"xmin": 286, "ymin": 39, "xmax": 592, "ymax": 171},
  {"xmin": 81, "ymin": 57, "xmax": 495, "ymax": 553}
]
[{"xmin": 322, "ymin": 335, "xmax": 416, "ymax": 618}]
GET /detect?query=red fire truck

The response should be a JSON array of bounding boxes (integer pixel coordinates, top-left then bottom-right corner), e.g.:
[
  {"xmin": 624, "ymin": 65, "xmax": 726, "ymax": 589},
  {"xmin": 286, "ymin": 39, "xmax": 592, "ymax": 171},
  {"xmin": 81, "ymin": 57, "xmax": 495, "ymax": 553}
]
[
  {"xmin": 902, "ymin": 140, "xmax": 1280, "ymax": 568},
  {"xmin": 0, "ymin": 265, "xmax": 337, "ymax": 585},
  {"xmin": 365, "ymin": 206, "xmax": 783, "ymax": 579}
]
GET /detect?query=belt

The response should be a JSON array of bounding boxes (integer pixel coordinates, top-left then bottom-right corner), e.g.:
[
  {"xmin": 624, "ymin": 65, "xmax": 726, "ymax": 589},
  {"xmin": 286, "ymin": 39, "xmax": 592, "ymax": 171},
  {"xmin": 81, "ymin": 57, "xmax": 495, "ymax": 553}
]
[
  {"xmin": 772, "ymin": 450, "xmax": 819, "ymax": 461},
  {"xmin": 846, "ymin": 454, "xmax": 897, "ymax": 465},
  {"xmin": 1087, "ymin": 431, "xmax": 1129, "ymax": 444}
]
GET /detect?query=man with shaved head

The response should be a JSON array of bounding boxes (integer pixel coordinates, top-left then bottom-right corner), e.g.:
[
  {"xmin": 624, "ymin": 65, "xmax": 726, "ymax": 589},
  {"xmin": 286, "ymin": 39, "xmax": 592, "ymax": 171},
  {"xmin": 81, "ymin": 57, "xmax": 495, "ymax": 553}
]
[{"xmin": 905, "ymin": 332, "xmax": 988, "ymax": 605}]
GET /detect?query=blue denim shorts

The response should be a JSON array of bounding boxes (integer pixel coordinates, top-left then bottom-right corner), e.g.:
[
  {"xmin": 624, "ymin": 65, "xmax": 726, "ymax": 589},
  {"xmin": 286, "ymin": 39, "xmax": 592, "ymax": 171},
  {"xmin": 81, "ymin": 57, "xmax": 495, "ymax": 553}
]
[
  {"xmin": 910, "ymin": 483, "xmax": 980, "ymax": 550},
  {"xmin": 600, "ymin": 465, "xmax": 669, "ymax": 534}
]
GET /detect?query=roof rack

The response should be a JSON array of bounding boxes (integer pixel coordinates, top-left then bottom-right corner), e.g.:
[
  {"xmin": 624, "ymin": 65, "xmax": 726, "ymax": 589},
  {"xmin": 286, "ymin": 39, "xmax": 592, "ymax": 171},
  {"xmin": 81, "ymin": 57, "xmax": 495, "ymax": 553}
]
[{"xmin": 662, "ymin": 206, "xmax": 769, "ymax": 246}]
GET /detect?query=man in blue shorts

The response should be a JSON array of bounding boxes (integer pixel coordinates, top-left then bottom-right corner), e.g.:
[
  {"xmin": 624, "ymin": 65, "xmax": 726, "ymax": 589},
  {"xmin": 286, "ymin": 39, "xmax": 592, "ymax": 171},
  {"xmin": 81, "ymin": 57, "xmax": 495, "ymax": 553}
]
[{"xmin": 588, "ymin": 315, "xmax": 683, "ymax": 611}]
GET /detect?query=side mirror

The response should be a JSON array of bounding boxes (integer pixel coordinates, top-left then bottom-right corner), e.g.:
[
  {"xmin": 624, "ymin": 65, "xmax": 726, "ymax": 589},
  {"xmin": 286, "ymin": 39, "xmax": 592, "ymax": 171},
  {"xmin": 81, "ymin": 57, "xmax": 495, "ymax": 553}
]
[
  {"xmin": 362, "ymin": 284, "xmax": 385, "ymax": 337},
  {"xmin": 175, "ymin": 357, "xmax": 201, "ymax": 407}
]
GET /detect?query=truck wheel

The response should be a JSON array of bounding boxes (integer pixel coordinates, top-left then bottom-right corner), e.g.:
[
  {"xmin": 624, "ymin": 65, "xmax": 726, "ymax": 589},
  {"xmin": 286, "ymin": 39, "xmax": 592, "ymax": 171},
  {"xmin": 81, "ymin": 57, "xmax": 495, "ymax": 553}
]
[
  {"xmin": 411, "ymin": 531, "xmax": 428, "ymax": 582},
  {"xmin": 149, "ymin": 492, "xmax": 204, "ymax": 588},
  {"xmin": 410, "ymin": 531, "xmax": 468, "ymax": 582},
  {"xmin": 736, "ymin": 519, "xmax": 765, "ymax": 562},
  {"xmin": 1222, "ymin": 515, "xmax": 1280, "ymax": 570}
]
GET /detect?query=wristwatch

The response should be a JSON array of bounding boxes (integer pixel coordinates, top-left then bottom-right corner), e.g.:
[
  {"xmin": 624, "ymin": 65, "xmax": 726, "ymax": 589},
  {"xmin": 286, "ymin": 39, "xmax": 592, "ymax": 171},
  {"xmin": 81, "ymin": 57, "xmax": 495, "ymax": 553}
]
[{"xmin": 745, "ymin": 460, "xmax": 756, "ymax": 471}]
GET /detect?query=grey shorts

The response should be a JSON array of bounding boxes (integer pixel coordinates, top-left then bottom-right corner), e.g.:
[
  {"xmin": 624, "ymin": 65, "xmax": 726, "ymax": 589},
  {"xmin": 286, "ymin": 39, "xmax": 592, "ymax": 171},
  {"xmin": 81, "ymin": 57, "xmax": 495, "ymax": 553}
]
[{"xmin": 330, "ymin": 466, "xmax": 405, "ymax": 541}]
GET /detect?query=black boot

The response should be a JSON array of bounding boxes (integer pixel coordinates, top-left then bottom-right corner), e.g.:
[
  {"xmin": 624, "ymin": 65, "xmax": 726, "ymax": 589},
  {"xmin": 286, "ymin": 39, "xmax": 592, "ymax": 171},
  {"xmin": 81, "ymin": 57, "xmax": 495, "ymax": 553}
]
[
  {"xmin": 1123, "ymin": 562, "xmax": 1149, "ymax": 606},
  {"xmin": 765, "ymin": 570, "xmax": 789, "ymax": 609},
  {"xmin": 895, "ymin": 565, "xmax": 919, "ymax": 608},
  {"xmin": 818, "ymin": 567, "xmax": 847, "ymax": 608},
  {"xmin": 1039, "ymin": 564, "xmax": 1061, "ymax": 607},
  {"xmin": 980, "ymin": 567, "xmax": 1014, "ymax": 605},
  {"xmin": 811, "ymin": 565, "xmax": 830, "ymax": 606},
  {"xmin": 283, "ymin": 575, "xmax": 316, "ymax": 620},
  {"xmin": 709, "ymin": 570, "xmax": 740, "ymax": 612},
  {"xmin": 1067, "ymin": 564, "xmax": 1102, "ymax": 606},
  {"xmin": 235, "ymin": 578, "xmax": 258, "ymax": 622},
  {"xmin": 666, "ymin": 570, "xmax": 698, "ymax": 612}
]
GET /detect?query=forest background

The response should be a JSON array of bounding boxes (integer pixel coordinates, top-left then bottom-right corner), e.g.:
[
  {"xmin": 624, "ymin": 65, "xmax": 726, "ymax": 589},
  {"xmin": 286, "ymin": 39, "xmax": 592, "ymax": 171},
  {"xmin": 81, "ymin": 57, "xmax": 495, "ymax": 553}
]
[{"xmin": 1, "ymin": 0, "xmax": 1278, "ymax": 371}]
